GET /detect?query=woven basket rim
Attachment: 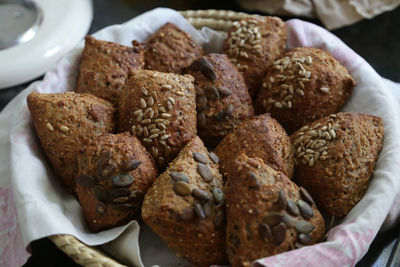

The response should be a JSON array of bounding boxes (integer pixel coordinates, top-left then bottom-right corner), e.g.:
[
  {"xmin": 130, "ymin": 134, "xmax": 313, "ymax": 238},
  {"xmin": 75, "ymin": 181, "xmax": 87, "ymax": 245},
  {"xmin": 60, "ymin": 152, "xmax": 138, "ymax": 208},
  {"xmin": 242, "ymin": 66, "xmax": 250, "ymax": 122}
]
[{"xmin": 49, "ymin": 9, "xmax": 247, "ymax": 267}]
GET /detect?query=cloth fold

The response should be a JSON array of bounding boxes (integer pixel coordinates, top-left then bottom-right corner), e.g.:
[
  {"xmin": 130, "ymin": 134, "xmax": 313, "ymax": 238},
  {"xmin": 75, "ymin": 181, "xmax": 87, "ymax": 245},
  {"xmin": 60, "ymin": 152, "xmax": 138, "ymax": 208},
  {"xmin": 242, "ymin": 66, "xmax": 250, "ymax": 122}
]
[{"xmin": 0, "ymin": 7, "xmax": 400, "ymax": 267}]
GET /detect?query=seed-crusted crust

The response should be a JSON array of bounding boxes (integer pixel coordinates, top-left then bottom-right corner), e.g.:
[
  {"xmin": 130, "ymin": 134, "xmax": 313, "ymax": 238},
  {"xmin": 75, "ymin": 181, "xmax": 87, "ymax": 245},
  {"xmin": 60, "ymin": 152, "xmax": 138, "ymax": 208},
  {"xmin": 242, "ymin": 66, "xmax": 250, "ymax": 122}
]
[
  {"xmin": 290, "ymin": 112, "xmax": 384, "ymax": 216},
  {"xmin": 222, "ymin": 16, "xmax": 286, "ymax": 98},
  {"xmin": 255, "ymin": 47, "xmax": 356, "ymax": 134},
  {"xmin": 27, "ymin": 92, "xmax": 115, "ymax": 190},
  {"xmin": 144, "ymin": 23, "xmax": 203, "ymax": 74},
  {"xmin": 75, "ymin": 35, "xmax": 145, "ymax": 106},
  {"xmin": 75, "ymin": 133, "xmax": 158, "ymax": 232},
  {"xmin": 118, "ymin": 70, "xmax": 197, "ymax": 170},
  {"xmin": 225, "ymin": 153, "xmax": 325, "ymax": 267},
  {"xmin": 184, "ymin": 54, "xmax": 254, "ymax": 146},
  {"xmin": 142, "ymin": 136, "xmax": 227, "ymax": 266},
  {"xmin": 215, "ymin": 114, "xmax": 294, "ymax": 179}
]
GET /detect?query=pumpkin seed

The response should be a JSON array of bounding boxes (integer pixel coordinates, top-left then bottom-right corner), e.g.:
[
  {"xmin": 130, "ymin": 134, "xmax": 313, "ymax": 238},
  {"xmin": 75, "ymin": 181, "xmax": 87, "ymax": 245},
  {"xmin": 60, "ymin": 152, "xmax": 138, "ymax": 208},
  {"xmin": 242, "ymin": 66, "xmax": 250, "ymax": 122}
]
[
  {"xmin": 112, "ymin": 174, "xmax": 134, "ymax": 187},
  {"xmin": 193, "ymin": 152, "xmax": 209, "ymax": 164},
  {"xmin": 173, "ymin": 181, "xmax": 191, "ymax": 196},
  {"xmin": 170, "ymin": 172, "xmax": 189, "ymax": 183}
]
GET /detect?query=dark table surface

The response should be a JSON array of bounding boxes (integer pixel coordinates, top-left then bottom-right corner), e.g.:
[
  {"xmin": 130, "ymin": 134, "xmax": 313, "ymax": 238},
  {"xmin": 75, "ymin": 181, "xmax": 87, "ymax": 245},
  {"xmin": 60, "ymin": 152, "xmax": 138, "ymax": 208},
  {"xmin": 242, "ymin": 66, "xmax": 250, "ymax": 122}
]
[{"xmin": 4, "ymin": 0, "xmax": 398, "ymax": 266}]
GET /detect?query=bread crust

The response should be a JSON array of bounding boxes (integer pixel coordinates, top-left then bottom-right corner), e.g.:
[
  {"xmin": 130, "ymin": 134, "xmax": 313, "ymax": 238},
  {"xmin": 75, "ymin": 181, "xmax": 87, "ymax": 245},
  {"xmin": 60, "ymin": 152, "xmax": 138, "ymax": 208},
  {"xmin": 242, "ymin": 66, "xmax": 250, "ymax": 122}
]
[
  {"xmin": 255, "ymin": 47, "xmax": 356, "ymax": 134},
  {"xmin": 225, "ymin": 153, "xmax": 325, "ymax": 267},
  {"xmin": 75, "ymin": 133, "xmax": 158, "ymax": 232},
  {"xmin": 27, "ymin": 91, "xmax": 115, "ymax": 190},
  {"xmin": 222, "ymin": 16, "xmax": 286, "ymax": 98},
  {"xmin": 184, "ymin": 54, "xmax": 254, "ymax": 146},
  {"xmin": 76, "ymin": 35, "xmax": 145, "ymax": 105},
  {"xmin": 142, "ymin": 136, "xmax": 227, "ymax": 266},
  {"xmin": 145, "ymin": 23, "xmax": 203, "ymax": 74},
  {"xmin": 118, "ymin": 70, "xmax": 197, "ymax": 169},
  {"xmin": 290, "ymin": 112, "xmax": 384, "ymax": 216},
  {"xmin": 215, "ymin": 114, "xmax": 294, "ymax": 179}
]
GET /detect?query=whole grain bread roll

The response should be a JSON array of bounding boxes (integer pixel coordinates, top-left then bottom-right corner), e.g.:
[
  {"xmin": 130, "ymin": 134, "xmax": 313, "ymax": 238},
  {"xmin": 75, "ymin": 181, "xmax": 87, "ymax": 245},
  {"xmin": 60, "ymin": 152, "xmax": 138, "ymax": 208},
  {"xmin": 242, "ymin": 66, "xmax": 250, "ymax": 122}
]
[
  {"xmin": 225, "ymin": 153, "xmax": 325, "ymax": 267},
  {"xmin": 290, "ymin": 112, "xmax": 384, "ymax": 216},
  {"xmin": 184, "ymin": 54, "xmax": 254, "ymax": 146},
  {"xmin": 215, "ymin": 114, "xmax": 294, "ymax": 179},
  {"xmin": 144, "ymin": 23, "xmax": 203, "ymax": 74},
  {"xmin": 142, "ymin": 136, "xmax": 227, "ymax": 266},
  {"xmin": 118, "ymin": 70, "xmax": 197, "ymax": 169},
  {"xmin": 75, "ymin": 133, "xmax": 158, "ymax": 232},
  {"xmin": 255, "ymin": 47, "xmax": 356, "ymax": 134},
  {"xmin": 27, "ymin": 91, "xmax": 115, "ymax": 190},
  {"xmin": 222, "ymin": 16, "xmax": 286, "ymax": 98},
  {"xmin": 75, "ymin": 35, "xmax": 145, "ymax": 105}
]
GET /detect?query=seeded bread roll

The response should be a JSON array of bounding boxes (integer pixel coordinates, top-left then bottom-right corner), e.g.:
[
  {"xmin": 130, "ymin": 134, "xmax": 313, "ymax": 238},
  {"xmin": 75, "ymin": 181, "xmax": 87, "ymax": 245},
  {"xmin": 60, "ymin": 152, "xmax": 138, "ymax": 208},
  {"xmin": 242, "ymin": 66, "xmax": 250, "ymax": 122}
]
[
  {"xmin": 215, "ymin": 114, "xmax": 294, "ymax": 179},
  {"xmin": 142, "ymin": 136, "xmax": 227, "ymax": 266},
  {"xmin": 118, "ymin": 70, "xmax": 197, "ymax": 169},
  {"xmin": 75, "ymin": 35, "xmax": 145, "ymax": 106},
  {"xmin": 27, "ymin": 91, "xmax": 115, "ymax": 190},
  {"xmin": 144, "ymin": 23, "xmax": 203, "ymax": 74},
  {"xmin": 75, "ymin": 133, "xmax": 158, "ymax": 232},
  {"xmin": 290, "ymin": 112, "xmax": 384, "ymax": 217},
  {"xmin": 255, "ymin": 47, "xmax": 356, "ymax": 134},
  {"xmin": 222, "ymin": 16, "xmax": 286, "ymax": 98},
  {"xmin": 225, "ymin": 153, "xmax": 325, "ymax": 267},
  {"xmin": 184, "ymin": 54, "xmax": 254, "ymax": 146}
]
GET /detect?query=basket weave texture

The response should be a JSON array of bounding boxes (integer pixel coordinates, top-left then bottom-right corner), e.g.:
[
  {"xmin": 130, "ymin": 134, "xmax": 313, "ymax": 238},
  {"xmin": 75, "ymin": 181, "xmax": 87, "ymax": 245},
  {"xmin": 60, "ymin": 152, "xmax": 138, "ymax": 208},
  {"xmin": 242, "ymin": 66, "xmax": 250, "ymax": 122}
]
[{"xmin": 50, "ymin": 9, "xmax": 253, "ymax": 267}]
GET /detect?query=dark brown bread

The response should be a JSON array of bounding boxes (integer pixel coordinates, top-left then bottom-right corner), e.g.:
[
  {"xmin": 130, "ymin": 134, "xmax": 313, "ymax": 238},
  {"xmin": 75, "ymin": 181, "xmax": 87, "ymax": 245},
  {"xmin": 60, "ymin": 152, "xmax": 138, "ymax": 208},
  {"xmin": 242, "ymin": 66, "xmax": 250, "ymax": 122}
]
[
  {"xmin": 75, "ymin": 133, "xmax": 158, "ymax": 232},
  {"xmin": 290, "ymin": 112, "xmax": 384, "ymax": 216},
  {"xmin": 255, "ymin": 47, "xmax": 356, "ymax": 134},
  {"xmin": 222, "ymin": 16, "xmax": 286, "ymax": 98},
  {"xmin": 75, "ymin": 35, "xmax": 145, "ymax": 105},
  {"xmin": 142, "ymin": 136, "xmax": 227, "ymax": 266},
  {"xmin": 118, "ymin": 70, "xmax": 197, "ymax": 169},
  {"xmin": 225, "ymin": 153, "xmax": 325, "ymax": 267},
  {"xmin": 27, "ymin": 91, "xmax": 115, "ymax": 190},
  {"xmin": 184, "ymin": 54, "xmax": 254, "ymax": 146},
  {"xmin": 215, "ymin": 114, "xmax": 294, "ymax": 179},
  {"xmin": 144, "ymin": 23, "xmax": 203, "ymax": 74}
]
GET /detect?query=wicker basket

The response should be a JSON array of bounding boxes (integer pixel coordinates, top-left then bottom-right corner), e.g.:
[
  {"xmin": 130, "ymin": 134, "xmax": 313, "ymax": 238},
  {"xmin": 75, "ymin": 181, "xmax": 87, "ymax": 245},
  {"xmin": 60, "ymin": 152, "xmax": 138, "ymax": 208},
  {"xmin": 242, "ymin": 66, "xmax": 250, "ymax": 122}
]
[{"xmin": 49, "ymin": 9, "xmax": 255, "ymax": 266}]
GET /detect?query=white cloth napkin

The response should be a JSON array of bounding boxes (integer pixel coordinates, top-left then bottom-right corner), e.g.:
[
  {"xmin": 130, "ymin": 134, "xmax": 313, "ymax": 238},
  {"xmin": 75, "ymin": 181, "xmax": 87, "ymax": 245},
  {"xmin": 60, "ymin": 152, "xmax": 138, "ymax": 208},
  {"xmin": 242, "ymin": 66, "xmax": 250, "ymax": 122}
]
[{"xmin": 1, "ymin": 7, "xmax": 400, "ymax": 267}]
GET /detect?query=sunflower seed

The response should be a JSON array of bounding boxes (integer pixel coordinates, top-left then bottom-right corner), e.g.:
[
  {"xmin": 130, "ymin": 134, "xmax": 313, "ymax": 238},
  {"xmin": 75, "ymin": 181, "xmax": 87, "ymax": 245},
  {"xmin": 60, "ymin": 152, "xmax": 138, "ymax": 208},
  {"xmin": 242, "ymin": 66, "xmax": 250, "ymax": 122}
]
[
  {"xmin": 198, "ymin": 112, "xmax": 206, "ymax": 127},
  {"xmin": 46, "ymin": 122, "xmax": 54, "ymax": 131},
  {"xmin": 287, "ymin": 200, "xmax": 300, "ymax": 216},
  {"xmin": 297, "ymin": 200, "xmax": 314, "ymax": 219},
  {"xmin": 209, "ymin": 152, "xmax": 219, "ymax": 163},
  {"xmin": 203, "ymin": 201, "xmax": 214, "ymax": 218},
  {"xmin": 272, "ymin": 222, "xmax": 287, "ymax": 245},
  {"xmin": 214, "ymin": 210, "xmax": 225, "ymax": 228},
  {"xmin": 217, "ymin": 86, "xmax": 232, "ymax": 95},
  {"xmin": 204, "ymin": 86, "xmax": 220, "ymax": 101},
  {"xmin": 92, "ymin": 185, "xmax": 109, "ymax": 203},
  {"xmin": 295, "ymin": 220, "xmax": 315, "ymax": 234},
  {"xmin": 96, "ymin": 202, "xmax": 106, "ymax": 215},
  {"xmin": 98, "ymin": 163, "xmax": 117, "ymax": 180},
  {"xmin": 193, "ymin": 152, "xmax": 210, "ymax": 164},
  {"xmin": 320, "ymin": 87, "xmax": 329, "ymax": 93},
  {"xmin": 189, "ymin": 58, "xmax": 217, "ymax": 82},
  {"xmin": 197, "ymin": 95, "xmax": 208, "ymax": 111},
  {"xmin": 76, "ymin": 174, "xmax": 96, "ymax": 188},
  {"xmin": 170, "ymin": 172, "xmax": 189, "ymax": 183},
  {"xmin": 263, "ymin": 212, "xmax": 283, "ymax": 227},
  {"xmin": 194, "ymin": 203, "xmax": 206, "ymax": 219},
  {"xmin": 173, "ymin": 181, "xmax": 191, "ymax": 196},
  {"xmin": 179, "ymin": 207, "xmax": 194, "ymax": 221},
  {"xmin": 161, "ymin": 113, "xmax": 171, "ymax": 118},
  {"xmin": 212, "ymin": 187, "xmax": 224, "ymax": 204},
  {"xmin": 147, "ymin": 97, "xmax": 154, "ymax": 106},
  {"xmin": 160, "ymin": 134, "xmax": 170, "ymax": 140},
  {"xmin": 140, "ymin": 98, "xmax": 147, "ymax": 108},
  {"xmin": 258, "ymin": 223, "xmax": 272, "ymax": 242},
  {"xmin": 112, "ymin": 174, "xmax": 134, "ymax": 187},
  {"xmin": 197, "ymin": 163, "xmax": 213, "ymax": 182},
  {"xmin": 274, "ymin": 102, "xmax": 283, "ymax": 108},
  {"xmin": 112, "ymin": 196, "xmax": 129, "ymax": 203},
  {"xmin": 300, "ymin": 187, "xmax": 315, "ymax": 205},
  {"xmin": 192, "ymin": 188, "xmax": 212, "ymax": 201},
  {"xmin": 278, "ymin": 190, "xmax": 287, "ymax": 209},
  {"xmin": 109, "ymin": 188, "xmax": 130, "ymax": 199}
]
